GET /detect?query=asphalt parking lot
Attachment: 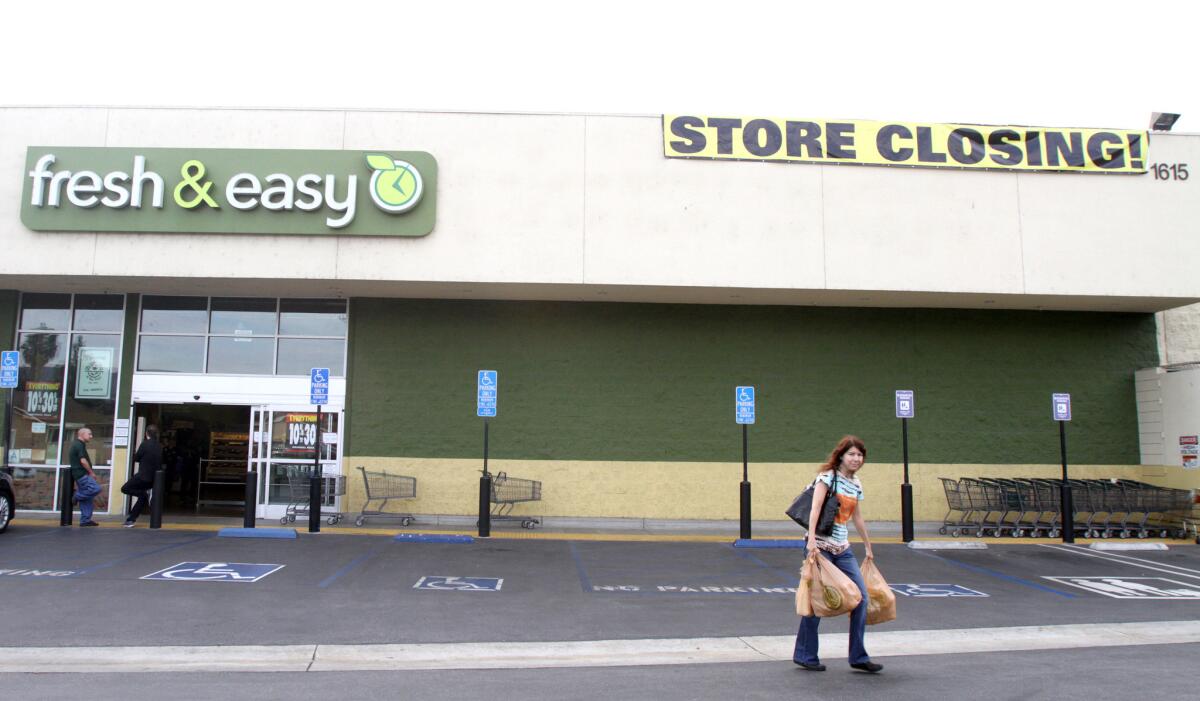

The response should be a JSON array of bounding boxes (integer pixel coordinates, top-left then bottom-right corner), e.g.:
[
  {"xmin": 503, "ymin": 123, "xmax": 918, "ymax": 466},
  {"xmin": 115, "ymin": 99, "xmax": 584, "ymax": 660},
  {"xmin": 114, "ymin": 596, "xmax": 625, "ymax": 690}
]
[{"xmin": 2, "ymin": 522, "xmax": 1198, "ymax": 648}]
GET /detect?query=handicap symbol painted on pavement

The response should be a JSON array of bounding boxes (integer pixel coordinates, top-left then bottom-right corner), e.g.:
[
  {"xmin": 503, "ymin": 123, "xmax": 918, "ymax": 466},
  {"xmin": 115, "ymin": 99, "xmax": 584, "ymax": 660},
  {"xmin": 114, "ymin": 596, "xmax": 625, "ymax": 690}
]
[
  {"xmin": 890, "ymin": 583, "xmax": 989, "ymax": 598},
  {"xmin": 413, "ymin": 575, "xmax": 503, "ymax": 591},
  {"xmin": 141, "ymin": 562, "xmax": 285, "ymax": 583}
]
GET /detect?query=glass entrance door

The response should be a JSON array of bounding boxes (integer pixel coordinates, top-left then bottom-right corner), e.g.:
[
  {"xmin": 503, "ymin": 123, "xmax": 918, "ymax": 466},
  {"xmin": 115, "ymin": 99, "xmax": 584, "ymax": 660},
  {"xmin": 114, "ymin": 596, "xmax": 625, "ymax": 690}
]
[
  {"xmin": 248, "ymin": 406, "xmax": 271, "ymax": 519},
  {"xmin": 249, "ymin": 406, "xmax": 342, "ymax": 522}
]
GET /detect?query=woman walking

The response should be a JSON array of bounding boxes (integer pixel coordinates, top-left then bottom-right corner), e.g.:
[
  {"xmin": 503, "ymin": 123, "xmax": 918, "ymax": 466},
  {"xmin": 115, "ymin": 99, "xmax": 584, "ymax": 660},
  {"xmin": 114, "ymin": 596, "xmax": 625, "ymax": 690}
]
[{"xmin": 794, "ymin": 435, "xmax": 883, "ymax": 673}]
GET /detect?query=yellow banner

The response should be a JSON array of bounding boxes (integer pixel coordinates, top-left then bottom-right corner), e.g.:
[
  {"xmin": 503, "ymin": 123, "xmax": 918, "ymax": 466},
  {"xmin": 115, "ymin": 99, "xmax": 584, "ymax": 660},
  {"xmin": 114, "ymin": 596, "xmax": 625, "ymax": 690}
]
[{"xmin": 663, "ymin": 115, "xmax": 1148, "ymax": 173}]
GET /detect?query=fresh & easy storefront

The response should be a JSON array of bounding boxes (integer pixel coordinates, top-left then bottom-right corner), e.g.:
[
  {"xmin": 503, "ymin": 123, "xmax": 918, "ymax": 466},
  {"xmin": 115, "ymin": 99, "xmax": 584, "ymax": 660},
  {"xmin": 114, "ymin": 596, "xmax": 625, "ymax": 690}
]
[{"xmin": 0, "ymin": 106, "xmax": 1197, "ymax": 526}]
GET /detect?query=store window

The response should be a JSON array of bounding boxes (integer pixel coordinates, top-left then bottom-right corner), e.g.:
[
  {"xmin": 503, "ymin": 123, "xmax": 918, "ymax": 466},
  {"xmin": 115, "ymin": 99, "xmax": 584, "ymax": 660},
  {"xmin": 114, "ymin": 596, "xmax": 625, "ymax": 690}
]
[
  {"xmin": 8, "ymin": 293, "xmax": 124, "ymax": 512},
  {"xmin": 136, "ymin": 297, "xmax": 347, "ymax": 377}
]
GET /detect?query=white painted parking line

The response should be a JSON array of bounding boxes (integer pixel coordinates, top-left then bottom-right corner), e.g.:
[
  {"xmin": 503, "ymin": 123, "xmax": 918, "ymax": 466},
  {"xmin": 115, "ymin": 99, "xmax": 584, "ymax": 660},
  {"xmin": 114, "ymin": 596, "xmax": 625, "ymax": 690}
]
[
  {"xmin": 1038, "ymin": 544, "xmax": 1200, "ymax": 582},
  {"xmin": 1044, "ymin": 576, "xmax": 1200, "ymax": 599},
  {"xmin": 3, "ymin": 620, "xmax": 1198, "ymax": 674}
]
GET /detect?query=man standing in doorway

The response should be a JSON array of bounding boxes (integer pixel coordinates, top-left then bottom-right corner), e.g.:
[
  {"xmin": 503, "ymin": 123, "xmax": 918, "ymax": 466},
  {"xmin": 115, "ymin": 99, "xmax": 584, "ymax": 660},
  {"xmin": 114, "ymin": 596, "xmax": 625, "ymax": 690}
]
[
  {"xmin": 121, "ymin": 424, "xmax": 161, "ymax": 527},
  {"xmin": 70, "ymin": 427, "xmax": 102, "ymax": 527}
]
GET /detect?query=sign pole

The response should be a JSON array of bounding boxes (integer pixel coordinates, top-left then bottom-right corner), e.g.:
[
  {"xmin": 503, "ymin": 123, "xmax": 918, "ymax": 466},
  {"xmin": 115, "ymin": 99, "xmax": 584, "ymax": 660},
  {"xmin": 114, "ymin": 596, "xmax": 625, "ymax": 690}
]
[
  {"xmin": 895, "ymin": 390, "xmax": 915, "ymax": 543},
  {"xmin": 308, "ymin": 368, "xmax": 330, "ymax": 535},
  {"xmin": 309, "ymin": 404, "xmax": 322, "ymax": 534},
  {"xmin": 1052, "ymin": 393, "xmax": 1074, "ymax": 544},
  {"xmin": 901, "ymin": 417, "xmax": 913, "ymax": 543},
  {"xmin": 476, "ymin": 370, "xmax": 497, "ymax": 538},
  {"xmin": 479, "ymin": 419, "xmax": 491, "ymax": 538},
  {"xmin": 0, "ymin": 350, "xmax": 19, "ymax": 474},
  {"xmin": 734, "ymin": 386, "xmax": 755, "ymax": 540},
  {"xmin": 1, "ymin": 387, "xmax": 11, "ymax": 472},
  {"xmin": 740, "ymin": 422, "xmax": 751, "ymax": 540}
]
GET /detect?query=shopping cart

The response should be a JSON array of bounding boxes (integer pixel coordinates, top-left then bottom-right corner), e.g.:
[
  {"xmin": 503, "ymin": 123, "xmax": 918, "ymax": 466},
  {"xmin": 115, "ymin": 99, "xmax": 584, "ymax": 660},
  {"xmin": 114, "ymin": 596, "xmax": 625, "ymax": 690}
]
[
  {"xmin": 355, "ymin": 466, "xmax": 417, "ymax": 527},
  {"xmin": 940, "ymin": 476, "xmax": 1196, "ymax": 538},
  {"xmin": 487, "ymin": 471, "xmax": 541, "ymax": 529},
  {"xmin": 281, "ymin": 466, "xmax": 346, "ymax": 525},
  {"xmin": 937, "ymin": 478, "xmax": 976, "ymax": 536}
]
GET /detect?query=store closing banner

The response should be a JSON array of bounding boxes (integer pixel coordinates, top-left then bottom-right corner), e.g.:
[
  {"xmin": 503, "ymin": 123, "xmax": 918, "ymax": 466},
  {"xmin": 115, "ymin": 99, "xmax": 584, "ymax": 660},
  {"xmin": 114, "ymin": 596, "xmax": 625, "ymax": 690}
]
[{"xmin": 664, "ymin": 115, "xmax": 1149, "ymax": 173}]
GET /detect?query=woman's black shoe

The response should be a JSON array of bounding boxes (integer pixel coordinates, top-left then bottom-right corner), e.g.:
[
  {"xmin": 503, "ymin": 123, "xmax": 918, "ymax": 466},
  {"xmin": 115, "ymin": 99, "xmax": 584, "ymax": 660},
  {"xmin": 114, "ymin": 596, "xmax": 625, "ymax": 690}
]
[
  {"xmin": 794, "ymin": 661, "xmax": 826, "ymax": 671},
  {"xmin": 850, "ymin": 662, "xmax": 883, "ymax": 673}
]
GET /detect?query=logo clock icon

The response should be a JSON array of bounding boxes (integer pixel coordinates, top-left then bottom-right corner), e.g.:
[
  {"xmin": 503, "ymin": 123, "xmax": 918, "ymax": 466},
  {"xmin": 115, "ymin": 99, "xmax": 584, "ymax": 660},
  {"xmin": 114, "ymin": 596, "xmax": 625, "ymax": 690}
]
[{"xmin": 366, "ymin": 153, "xmax": 424, "ymax": 213}]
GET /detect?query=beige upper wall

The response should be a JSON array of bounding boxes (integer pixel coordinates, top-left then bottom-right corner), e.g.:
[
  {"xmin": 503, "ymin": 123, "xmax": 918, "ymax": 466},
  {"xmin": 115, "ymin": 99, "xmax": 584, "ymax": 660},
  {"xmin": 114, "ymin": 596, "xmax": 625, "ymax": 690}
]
[{"xmin": 1, "ymin": 107, "xmax": 1197, "ymax": 312}]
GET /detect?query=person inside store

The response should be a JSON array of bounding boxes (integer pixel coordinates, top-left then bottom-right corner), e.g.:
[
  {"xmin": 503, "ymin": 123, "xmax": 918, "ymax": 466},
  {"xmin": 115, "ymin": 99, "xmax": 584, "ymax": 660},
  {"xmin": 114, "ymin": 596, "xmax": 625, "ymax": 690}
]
[
  {"xmin": 179, "ymin": 436, "xmax": 201, "ymax": 507},
  {"xmin": 69, "ymin": 426, "xmax": 102, "ymax": 527},
  {"xmin": 121, "ymin": 424, "xmax": 162, "ymax": 527},
  {"xmin": 793, "ymin": 435, "xmax": 883, "ymax": 673}
]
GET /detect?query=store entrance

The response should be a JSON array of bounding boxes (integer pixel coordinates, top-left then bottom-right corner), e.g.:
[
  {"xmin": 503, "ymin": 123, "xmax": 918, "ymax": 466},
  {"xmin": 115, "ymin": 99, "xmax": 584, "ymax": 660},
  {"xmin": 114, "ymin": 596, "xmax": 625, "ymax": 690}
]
[
  {"xmin": 128, "ymin": 402, "xmax": 344, "ymax": 522},
  {"xmin": 131, "ymin": 403, "xmax": 250, "ymax": 517}
]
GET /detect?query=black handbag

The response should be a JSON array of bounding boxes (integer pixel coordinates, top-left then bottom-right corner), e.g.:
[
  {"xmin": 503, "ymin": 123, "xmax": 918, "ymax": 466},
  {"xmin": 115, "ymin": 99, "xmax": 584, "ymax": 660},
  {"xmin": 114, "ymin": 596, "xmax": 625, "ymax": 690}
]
[{"xmin": 785, "ymin": 470, "xmax": 839, "ymax": 535}]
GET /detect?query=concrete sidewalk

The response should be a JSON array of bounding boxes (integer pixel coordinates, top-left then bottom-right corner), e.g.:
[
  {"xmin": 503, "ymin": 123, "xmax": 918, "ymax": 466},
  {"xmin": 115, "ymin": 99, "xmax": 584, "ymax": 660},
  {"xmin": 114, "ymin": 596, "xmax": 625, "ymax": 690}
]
[{"xmin": 4, "ymin": 620, "xmax": 1199, "ymax": 673}]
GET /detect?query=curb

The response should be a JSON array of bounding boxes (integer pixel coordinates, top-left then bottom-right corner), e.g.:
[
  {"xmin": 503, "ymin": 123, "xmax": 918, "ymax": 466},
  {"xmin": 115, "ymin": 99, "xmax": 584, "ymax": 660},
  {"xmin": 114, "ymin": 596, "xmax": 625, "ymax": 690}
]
[
  {"xmin": 732, "ymin": 539, "xmax": 805, "ymax": 549},
  {"xmin": 218, "ymin": 528, "xmax": 297, "ymax": 539}
]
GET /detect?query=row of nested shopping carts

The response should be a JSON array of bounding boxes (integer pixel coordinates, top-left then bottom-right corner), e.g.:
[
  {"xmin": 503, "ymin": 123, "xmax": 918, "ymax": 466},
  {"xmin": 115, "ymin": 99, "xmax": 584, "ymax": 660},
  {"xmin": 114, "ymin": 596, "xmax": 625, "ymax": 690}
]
[
  {"xmin": 279, "ymin": 465, "xmax": 543, "ymax": 529},
  {"xmin": 939, "ymin": 477, "xmax": 1195, "ymax": 539}
]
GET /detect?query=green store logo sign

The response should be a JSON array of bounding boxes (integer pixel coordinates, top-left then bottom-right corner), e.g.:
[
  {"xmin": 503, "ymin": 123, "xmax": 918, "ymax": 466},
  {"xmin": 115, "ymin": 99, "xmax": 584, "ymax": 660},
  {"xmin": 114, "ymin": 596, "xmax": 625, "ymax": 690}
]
[{"xmin": 20, "ymin": 147, "xmax": 437, "ymax": 237}]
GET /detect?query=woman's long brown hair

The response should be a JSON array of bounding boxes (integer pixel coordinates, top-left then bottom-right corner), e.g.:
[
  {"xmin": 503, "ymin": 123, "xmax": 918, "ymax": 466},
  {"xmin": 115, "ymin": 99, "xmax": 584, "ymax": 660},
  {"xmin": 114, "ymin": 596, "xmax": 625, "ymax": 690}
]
[{"xmin": 819, "ymin": 435, "xmax": 866, "ymax": 473}]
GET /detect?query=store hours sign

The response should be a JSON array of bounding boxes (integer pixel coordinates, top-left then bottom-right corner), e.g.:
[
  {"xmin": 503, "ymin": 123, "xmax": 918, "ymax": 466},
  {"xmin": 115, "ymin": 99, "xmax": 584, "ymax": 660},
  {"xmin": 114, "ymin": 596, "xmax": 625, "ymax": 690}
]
[
  {"xmin": 25, "ymin": 381, "xmax": 60, "ymax": 416},
  {"xmin": 285, "ymin": 414, "xmax": 318, "ymax": 451}
]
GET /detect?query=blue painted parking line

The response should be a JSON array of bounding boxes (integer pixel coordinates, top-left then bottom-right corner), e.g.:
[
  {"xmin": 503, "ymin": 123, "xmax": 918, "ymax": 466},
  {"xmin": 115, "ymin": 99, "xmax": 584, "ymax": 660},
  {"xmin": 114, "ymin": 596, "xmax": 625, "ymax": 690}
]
[
  {"xmin": 318, "ymin": 544, "xmax": 388, "ymax": 589},
  {"xmin": 917, "ymin": 551, "xmax": 1078, "ymax": 599},
  {"xmin": 568, "ymin": 541, "xmax": 595, "ymax": 592},
  {"xmin": 70, "ymin": 534, "xmax": 215, "ymax": 577},
  {"xmin": 218, "ymin": 527, "xmax": 297, "ymax": 539},
  {"xmin": 729, "ymin": 546, "xmax": 800, "ymax": 586},
  {"xmin": 393, "ymin": 533, "xmax": 473, "ymax": 544}
]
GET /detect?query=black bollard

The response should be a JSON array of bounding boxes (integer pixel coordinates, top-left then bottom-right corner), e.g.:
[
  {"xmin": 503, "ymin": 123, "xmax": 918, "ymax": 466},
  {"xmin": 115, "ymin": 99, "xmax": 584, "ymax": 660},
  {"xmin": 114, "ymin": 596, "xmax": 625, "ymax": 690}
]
[
  {"xmin": 308, "ymin": 474, "xmax": 321, "ymax": 533},
  {"xmin": 150, "ymin": 469, "xmax": 164, "ymax": 529},
  {"xmin": 739, "ymin": 481, "xmax": 752, "ymax": 540},
  {"xmin": 243, "ymin": 471, "xmax": 257, "ymax": 528},
  {"xmin": 478, "ymin": 473, "xmax": 492, "ymax": 538},
  {"xmin": 1059, "ymin": 420, "xmax": 1073, "ymax": 543},
  {"xmin": 59, "ymin": 467, "xmax": 73, "ymax": 527},
  {"xmin": 901, "ymin": 483, "xmax": 914, "ymax": 543}
]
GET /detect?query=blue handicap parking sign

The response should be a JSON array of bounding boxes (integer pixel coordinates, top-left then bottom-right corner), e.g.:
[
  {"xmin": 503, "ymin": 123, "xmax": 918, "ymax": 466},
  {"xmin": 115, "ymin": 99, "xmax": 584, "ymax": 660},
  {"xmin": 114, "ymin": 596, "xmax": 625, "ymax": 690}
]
[
  {"xmin": 414, "ymin": 575, "xmax": 503, "ymax": 591},
  {"xmin": 1052, "ymin": 393, "xmax": 1071, "ymax": 421},
  {"xmin": 310, "ymin": 367, "xmax": 330, "ymax": 405},
  {"xmin": 477, "ymin": 370, "xmax": 497, "ymax": 417},
  {"xmin": 890, "ymin": 583, "xmax": 989, "ymax": 598},
  {"xmin": 140, "ymin": 562, "xmax": 285, "ymax": 583},
  {"xmin": 0, "ymin": 350, "xmax": 18, "ymax": 389},
  {"xmin": 895, "ymin": 390, "xmax": 914, "ymax": 419},
  {"xmin": 735, "ymin": 386, "xmax": 755, "ymax": 425}
]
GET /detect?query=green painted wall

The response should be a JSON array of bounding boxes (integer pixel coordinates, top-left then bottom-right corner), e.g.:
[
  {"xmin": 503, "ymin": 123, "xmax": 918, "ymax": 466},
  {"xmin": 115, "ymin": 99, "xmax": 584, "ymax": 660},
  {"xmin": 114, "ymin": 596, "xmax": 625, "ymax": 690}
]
[{"xmin": 346, "ymin": 299, "xmax": 1158, "ymax": 464}]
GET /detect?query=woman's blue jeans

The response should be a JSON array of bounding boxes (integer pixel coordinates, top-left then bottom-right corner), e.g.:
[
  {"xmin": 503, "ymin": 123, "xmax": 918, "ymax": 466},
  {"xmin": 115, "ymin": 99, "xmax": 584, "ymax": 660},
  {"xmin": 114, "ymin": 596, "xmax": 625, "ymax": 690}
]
[{"xmin": 793, "ymin": 545, "xmax": 871, "ymax": 666}]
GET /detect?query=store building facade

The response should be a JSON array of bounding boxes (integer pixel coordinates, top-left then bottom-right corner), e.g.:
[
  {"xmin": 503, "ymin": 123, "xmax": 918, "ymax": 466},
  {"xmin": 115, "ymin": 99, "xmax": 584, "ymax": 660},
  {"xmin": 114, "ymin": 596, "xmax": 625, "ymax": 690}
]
[{"xmin": 1, "ymin": 106, "xmax": 1197, "ymax": 525}]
